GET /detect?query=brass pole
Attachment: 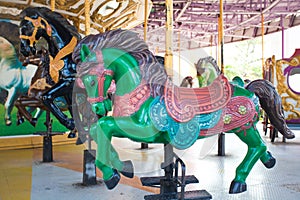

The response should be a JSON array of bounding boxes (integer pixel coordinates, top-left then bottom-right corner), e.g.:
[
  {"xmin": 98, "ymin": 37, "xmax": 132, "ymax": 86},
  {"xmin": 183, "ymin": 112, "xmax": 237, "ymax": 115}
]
[
  {"xmin": 261, "ymin": 13, "xmax": 264, "ymax": 77},
  {"xmin": 178, "ymin": 31, "xmax": 181, "ymax": 83},
  {"xmin": 50, "ymin": 0, "xmax": 55, "ymax": 11},
  {"xmin": 85, "ymin": 0, "xmax": 91, "ymax": 150},
  {"xmin": 141, "ymin": 0, "xmax": 150, "ymax": 150},
  {"xmin": 165, "ymin": 0, "xmax": 173, "ymax": 78},
  {"xmin": 218, "ymin": 0, "xmax": 225, "ymax": 157},
  {"xmin": 85, "ymin": 0, "xmax": 91, "ymax": 35},
  {"xmin": 144, "ymin": 0, "xmax": 148, "ymax": 41},
  {"xmin": 218, "ymin": 0, "xmax": 224, "ymax": 74}
]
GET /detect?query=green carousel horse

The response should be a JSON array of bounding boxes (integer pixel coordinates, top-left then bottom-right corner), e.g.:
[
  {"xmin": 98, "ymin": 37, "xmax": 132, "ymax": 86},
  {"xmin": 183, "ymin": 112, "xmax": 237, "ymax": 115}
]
[{"xmin": 72, "ymin": 29, "xmax": 276, "ymax": 194}]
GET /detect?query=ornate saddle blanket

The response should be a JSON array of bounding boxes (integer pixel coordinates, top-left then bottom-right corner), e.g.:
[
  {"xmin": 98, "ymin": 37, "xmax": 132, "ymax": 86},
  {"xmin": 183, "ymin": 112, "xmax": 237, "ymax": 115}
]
[
  {"xmin": 164, "ymin": 75, "xmax": 232, "ymax": 122},
  {"xmin": 113, "ymin": 82, "xmax": 151, "ymax": 117},
  {"xmin": 150, "ymin": 97, "xmax": 223, "ymax": 150},
  {"xmin": 200, "ymin": 95, "xmax": 259, "ymax": 136},
  {"xmin": 150, "ymin": 95, "xmax": 258, "ymax": 150}
]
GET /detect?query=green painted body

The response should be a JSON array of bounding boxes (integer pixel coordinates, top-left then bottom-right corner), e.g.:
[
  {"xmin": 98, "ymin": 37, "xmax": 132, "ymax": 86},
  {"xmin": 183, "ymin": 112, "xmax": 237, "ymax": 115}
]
[{"xmin": 78, "ymin": 45, "xmax": 274, "ymax": 192}]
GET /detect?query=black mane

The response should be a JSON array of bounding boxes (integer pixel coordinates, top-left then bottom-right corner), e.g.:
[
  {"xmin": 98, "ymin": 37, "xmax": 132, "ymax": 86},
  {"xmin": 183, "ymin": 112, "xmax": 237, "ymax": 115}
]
[{"xmin": 20, "ymin": 7, "xmax": 81, "ymax": 41}]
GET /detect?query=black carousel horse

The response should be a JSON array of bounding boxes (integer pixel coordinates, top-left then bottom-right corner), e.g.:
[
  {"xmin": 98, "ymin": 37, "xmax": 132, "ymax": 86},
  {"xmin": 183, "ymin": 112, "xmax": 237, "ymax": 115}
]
[
  {"xmin": 19, "ymin": 7, "xmax": 81, "ymax": 138},
  {"xmin": 15, "ymin": 48, "xmax": 66, "ymax": 125},
  {"xmin": 16, "ymin": 48, "xmax": 93, "ymax": 143}
]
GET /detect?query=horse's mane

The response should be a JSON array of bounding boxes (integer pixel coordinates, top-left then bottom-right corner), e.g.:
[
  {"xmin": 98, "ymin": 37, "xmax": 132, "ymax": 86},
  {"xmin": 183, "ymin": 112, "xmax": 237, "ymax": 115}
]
[
  {"xmin": 0, "ymin": 21, "xmax": 20, "ymax": 57},
  {"xmin": 73, "ymin": 29, "xmax": 168, "ymax": 97},
  {"xmin": 20, "ymin": 7, "xmax": 81, "ymax": 40},
  {"xmin": 0, "ymin": 36, "xmax": 21, "ymax": 65},
  {"xmin": 195, "ymin": 56, "xmax": 221, "ymax": 76}
]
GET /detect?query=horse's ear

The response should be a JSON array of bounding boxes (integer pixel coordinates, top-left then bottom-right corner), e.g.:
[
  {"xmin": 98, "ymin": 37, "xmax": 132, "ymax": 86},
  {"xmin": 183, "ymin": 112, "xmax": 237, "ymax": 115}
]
[{"xmin": 80, "ymin": 44, "xmax": 91, "ymax": 62}]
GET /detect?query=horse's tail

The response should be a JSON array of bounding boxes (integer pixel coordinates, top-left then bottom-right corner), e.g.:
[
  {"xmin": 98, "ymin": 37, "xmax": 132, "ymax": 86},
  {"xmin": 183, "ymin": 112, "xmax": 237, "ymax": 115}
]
[{"xmin": 245, "ymin": 79, "xmax": 295, "ymax": 139}]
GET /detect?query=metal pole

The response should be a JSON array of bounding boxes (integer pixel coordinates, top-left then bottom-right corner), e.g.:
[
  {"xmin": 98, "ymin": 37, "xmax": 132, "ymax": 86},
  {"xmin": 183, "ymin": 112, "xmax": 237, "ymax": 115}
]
[
  {"xmin": 261, "ymin": 14, "xmax": 265, "ymax": 77},
  {"xmin": 144, "ymin": 0, "xmax": 148, "ymax": 41},
  {"xmin": 218, "ymin": 0, "xmax": 225, "ymax": 156},
  {"xmin": 85, "ymin": 0, "xmax": 91, "ymax": 35},
  {"xmin": 218, "ymin": 0, "xmax": 224, "ymax": 73},
  {"xmin": 82, "ymin": 0, "xmax": 97, "ymax": 186},
  {"xmin": 165, "ymin": 0, "xmax": 173, "ymax": 78},
  {"xmin": 141, "ymin": 0, "xmax": 149, "ymax": 149},
  {"xmin": 50, "ymin": 0, "xmax": 55, "ymax": 11},
  {"xmin": 43, "ymin": 111, "xmax": 53, "ymax": 162},
  {"xmin": 281, "ymin": 15, "xmax": 285, "ymax": 59}
]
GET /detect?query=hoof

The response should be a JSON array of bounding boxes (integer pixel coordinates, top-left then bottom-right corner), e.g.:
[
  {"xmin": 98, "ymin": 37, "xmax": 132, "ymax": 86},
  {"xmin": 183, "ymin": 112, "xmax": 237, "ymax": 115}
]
[
  {"xmin": 120, "ymin": 160, "xmax": 134, "ymax": 178},
  {"xmin": 104, "ymin": 170, "xmax": 120, "ymax": 190},
  {"xmin": 5, "ymin": 119, "xmax": 12, "ymax": 126},
  {"xmin": 229, "ymin": 181, "xmax": 247, "ymax": 194},
  {"xmin": 75, "ymin": 136, "xmax": 87, "ymax": 145},
  {"xmin": 263, "ymin": 151, "xmax": 276, "ymax": 169},
  {"xmin": 66, "ymin": 120, "xmax": 75, "ymax": 131},
  {"xmin": 17, "ymin": 118, "xmax": 24, "ymax": 126},
  {"xmin": 30, "ymin": 118, "xmax": 37, "ymax": 127},
  {"xmin": 68, "ymin": 131, "xmax": 76, "ymax": 138},
  {"xmin": 76, "ymin": 132, "xmax": 88, "ymax": 145}
]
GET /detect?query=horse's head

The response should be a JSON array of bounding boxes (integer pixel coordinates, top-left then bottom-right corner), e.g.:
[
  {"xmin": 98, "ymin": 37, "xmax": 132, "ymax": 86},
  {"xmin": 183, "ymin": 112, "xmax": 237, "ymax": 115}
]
[
  {"xmin": 180, "ymin": 76, "xmax": 194, "ymax": 88},
  {"xmin": 19, "ymin": 8, "xmax": 52, "ymax": 57},
  {"xmin": 0, "ymin": 37, "xmax": 16, "ymax": 59},
  {"xmin": 76, "ymin": 45, "xmax": 114, "ymax": 116}
]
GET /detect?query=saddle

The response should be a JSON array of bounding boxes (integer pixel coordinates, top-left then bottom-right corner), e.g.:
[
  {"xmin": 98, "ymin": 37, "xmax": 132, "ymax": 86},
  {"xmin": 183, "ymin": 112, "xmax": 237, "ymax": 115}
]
[{"xmin": 164, "ymin": 75, "xmax": 232, "ymax": 122}]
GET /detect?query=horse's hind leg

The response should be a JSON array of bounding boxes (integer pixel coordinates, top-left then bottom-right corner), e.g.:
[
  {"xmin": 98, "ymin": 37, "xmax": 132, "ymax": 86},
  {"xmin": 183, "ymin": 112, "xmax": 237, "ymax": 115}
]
[{"xmin": 230, "ymin": 126, "xmax": 275, "ymax": 194}]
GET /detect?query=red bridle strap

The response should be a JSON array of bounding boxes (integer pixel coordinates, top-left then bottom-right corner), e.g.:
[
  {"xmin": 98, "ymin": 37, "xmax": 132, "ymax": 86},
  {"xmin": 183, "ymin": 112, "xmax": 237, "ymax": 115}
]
[{"xmin": 86, "ymin": 69, "xmax": 114, "ymax": 103}]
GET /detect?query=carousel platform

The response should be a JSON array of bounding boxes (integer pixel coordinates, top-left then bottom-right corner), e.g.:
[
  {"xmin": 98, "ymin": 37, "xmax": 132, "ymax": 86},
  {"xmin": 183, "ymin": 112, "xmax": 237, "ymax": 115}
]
[{"xmin": 1, "ymin": 122, "xmax": 300, "ymax": 200}]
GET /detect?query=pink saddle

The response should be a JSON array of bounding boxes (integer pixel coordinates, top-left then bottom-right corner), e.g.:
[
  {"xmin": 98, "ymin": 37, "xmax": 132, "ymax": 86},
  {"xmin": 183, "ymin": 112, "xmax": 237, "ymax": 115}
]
[{"xmin": 164, "ymin": 75, "xmax": 232, "ymax": 122}]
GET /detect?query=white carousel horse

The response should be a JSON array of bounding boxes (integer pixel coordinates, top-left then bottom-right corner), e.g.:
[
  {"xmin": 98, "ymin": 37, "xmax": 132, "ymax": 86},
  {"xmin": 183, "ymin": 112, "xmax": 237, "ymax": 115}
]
[{"xmin": 0, "ymin": 36, "xmax": 39, "ymax": 125}]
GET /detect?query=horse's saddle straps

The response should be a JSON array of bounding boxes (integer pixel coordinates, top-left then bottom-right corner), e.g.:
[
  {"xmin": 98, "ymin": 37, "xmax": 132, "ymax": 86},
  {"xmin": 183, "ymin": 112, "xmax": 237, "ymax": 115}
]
[{"xmin": 164, "ymin": 75, "xmax": 232, "ymax": 122}]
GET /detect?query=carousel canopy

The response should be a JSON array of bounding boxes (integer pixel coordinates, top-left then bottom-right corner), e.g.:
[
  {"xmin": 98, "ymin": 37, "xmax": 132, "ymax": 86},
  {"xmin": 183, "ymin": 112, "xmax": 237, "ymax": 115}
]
[{"xmin": 0, "ymin": 0, "xmax": 300, "ymax": 51}]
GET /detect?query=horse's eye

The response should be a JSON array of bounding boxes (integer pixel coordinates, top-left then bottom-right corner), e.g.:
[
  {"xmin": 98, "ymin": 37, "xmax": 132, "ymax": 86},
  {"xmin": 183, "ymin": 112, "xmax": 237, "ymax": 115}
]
[{"xmin": 90, "ymin": 80, "xmax": 95, "ymax": 87}]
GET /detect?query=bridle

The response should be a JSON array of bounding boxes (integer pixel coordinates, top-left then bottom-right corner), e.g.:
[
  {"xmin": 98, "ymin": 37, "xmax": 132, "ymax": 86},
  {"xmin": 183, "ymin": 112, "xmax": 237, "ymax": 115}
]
[
  {"xmin": 19, "ymin": 16, "xmax": 52, "ymax": 47},
  {"xmin": 84, "ymin": 68, "xmax": 114, "ymax": 104},
  {"xmin": 19, "ymin": 15, "xmax": 78, "ymax": 83}
]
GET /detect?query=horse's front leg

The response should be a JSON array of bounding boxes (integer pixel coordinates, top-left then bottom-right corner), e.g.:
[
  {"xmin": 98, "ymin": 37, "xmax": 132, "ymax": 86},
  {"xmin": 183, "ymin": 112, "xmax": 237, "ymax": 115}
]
[
  {"xmin": 4, "ymin": 88, "xmax": 18, "ymax": 126},
  {"xmin": 41, "ymin": 78, "xmax": 75, "ymax": 131},
  {"xmin": 16, "ymin": 97, "xmax": 44, "ymax": 126},
  {"xmin": 89, "ymin": 116, "xmax": 122, "ymax": 189},
  {"xmin": 64, "ymin": 89, "xmax": 73, "ymax": 117}
]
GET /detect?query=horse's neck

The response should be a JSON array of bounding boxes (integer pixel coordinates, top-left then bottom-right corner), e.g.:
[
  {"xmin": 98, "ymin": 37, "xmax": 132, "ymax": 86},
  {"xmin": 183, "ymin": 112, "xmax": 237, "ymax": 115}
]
[
  {"xmin": 0, "ymin": 42, "xmax": 22, "ymax": 69},
  {"xmin": 22, "ymin": 64, "xmax": 38, "ymax": 87},
  {"xmin": 46, "ymin": 25, "xmax": 72, "ymax": 57},
  {"xmin": 102, "ymin": 48, "xmax": 142, "ymax": 96},
  {"xmin": 32, "ymin": 60, "xmax": 50, "ymax": 81},
  {"xmin": 0, "ymin": 54, "xmax": 22, "ymax": 70}
]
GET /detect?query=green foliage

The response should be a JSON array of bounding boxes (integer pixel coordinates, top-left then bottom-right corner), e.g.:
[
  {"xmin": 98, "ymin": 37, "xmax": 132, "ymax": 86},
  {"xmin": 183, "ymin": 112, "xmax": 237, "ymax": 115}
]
[
  {"xmin": 0, "ymin": 105, "xmax": 68, "ymax": 136},
  {"xmin": 224, "ymin": 38, "xmax": 263, "ymax": 81}
]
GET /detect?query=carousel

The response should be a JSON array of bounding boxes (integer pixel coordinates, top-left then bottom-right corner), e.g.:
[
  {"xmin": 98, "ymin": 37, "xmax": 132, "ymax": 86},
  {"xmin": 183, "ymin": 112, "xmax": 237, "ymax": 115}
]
[{"xmin": 0, "ymin": 1, "xmax": 300, "ymax": 200}]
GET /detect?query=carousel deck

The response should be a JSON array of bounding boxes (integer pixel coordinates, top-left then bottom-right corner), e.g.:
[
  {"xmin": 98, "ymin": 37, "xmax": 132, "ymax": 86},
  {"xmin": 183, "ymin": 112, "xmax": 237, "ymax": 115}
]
[{"xmin": 1, "ymin": 122, "xmax": 300, "ymax": 200}]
